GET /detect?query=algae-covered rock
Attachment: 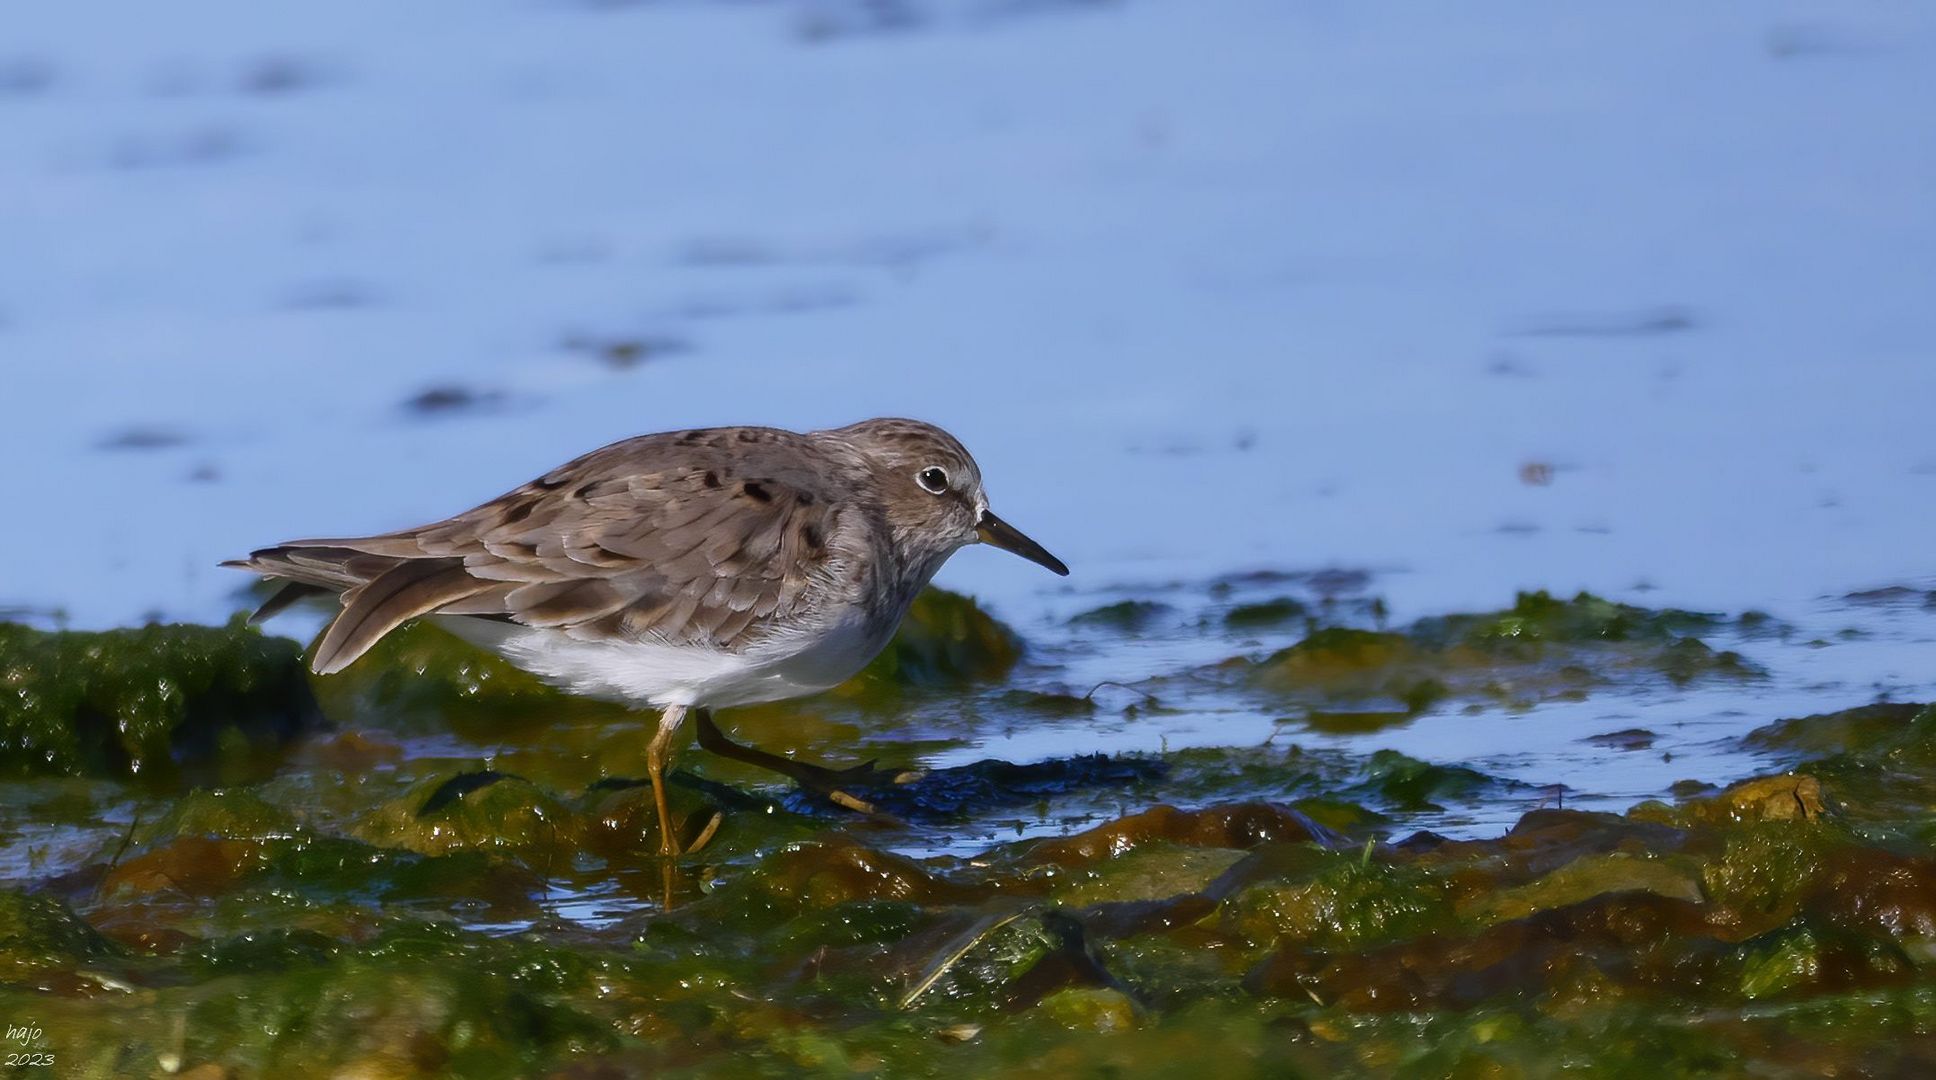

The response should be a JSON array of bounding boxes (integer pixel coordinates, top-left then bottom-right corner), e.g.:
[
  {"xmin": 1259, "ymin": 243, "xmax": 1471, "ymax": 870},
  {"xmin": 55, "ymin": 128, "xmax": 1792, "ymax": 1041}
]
[
  {"xmin": 182, "ymin": 927, "xmax": 344, "ymax": 978},
  {"xmin": 1698, "ymin": 824, "xmax": 1844, "ymax": 932},
  {"xmin": 0, "ymin": 888, "xmax": 117, "ymax": 981},
  {"xmin": 1467, "ymin": 852, "xmax": 1704, "ymax": 924},
  {"xmin": 1735, "ymin": 919, "xmax": 1914, "ymax": 1000},
  {"xmin": 101, "ymin": 835, "xmax": 272, "ymax": 898},
  {"xmin": 1254, "ymin": 628, "xmax": 1419, "ymax": 688},
  {"xmin": 1412, "ymin": 590, "xmax": 1719, "ymax": 651},
  {"xmin": 1045, "ymin": 846, "xmax": 1251, "ymax": 907},
  {"xmin": 1245, "ymin": 890, "xmax": 1720, "ymax": 1009},
  {"xmin": 1248, "ymin": 628, "xmax": 1478, "ymax": 713},
  {"xmin": 854, "ymin": 588, "xmax": 1022, "ymax": 687},
  {"xmin": 1024, "ymin": 803, "xmax": 1333, "ymax": 867},
  {"xmin": 1351, "ymin": 750, "xmax": 1495, "ymax": 813},
  {"xmin": 1036, "ymin": 987, "xmax": 1139, "ymax": 1032},
  {"xmin": 1633, "ymin": 773, "xmax": 1829, "ymax": 829},
  {"xmin": 1068, "ymin": 600, "xmax": 1172, "ymax": 632},
  {"xmin": 741, "ymin": 835, "xmax": 974, "ymax": 910},
  {"xmin": 1222, "ymin": 854, "xmax": 1453, "ymax": 951},
  {"xmin": 1743, "ymin": 702, "xmax": 1933, "ymax": 759},
  {"xmin": 1249, "ymin": 592, "xmax": 1755, "ymax": 714},
  {"xmin": 1803, "ymin": 847, "xmax": 1936, "ymax": 941},
  {"xmin": 0, "ymin": 618, "xmax": 320, "ymax": 783},
  {"xmin": 894, "ymin": 907, "xmax": 1123, "ymax": 1013},
  {"xmin": 355, "ymin": 772, "xmax": 585, "ymax": 855},
  {"xmin": 0, "ymin": 922, "xmax": 619, "ymax": 1077},
  {"xmin": 172, "ymin": 927, "xmax": 618, "ymax": 1078},
  {"xmin": 136, "ymin": 788, "xmax": 298, "ymax": 846},
  {"xmin": 1652, "ymin": 635, "xmax": 1762, "ymax": 685},
  {"xmin": 1717, "ymin": 774, "xmax": 1829, "ymax": 823},
  {"xmin": 1299, "ymin": 709, "xmax": 1416, "ymax": 735},
  {"xmin": 1734, "ymin": 704, "xmax": 1936, "ymax": 831},
  {"xmin": 1224, "ymin": 597, "xmax": 1309, "ymax": 629}
]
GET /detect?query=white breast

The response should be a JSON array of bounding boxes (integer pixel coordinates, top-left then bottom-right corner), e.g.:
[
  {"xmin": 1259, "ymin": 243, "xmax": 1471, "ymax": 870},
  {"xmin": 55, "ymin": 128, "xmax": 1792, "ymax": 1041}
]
[{"xmin": 434, "ymin": 609, "xmax": 889, "ymax": 710}]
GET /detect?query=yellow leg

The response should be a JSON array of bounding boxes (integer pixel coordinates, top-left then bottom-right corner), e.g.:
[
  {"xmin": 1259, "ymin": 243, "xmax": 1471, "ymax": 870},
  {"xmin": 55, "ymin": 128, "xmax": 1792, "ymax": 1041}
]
[{"xmin": 647, "ymin": 704, "xmax": 688, "ymax": 857}]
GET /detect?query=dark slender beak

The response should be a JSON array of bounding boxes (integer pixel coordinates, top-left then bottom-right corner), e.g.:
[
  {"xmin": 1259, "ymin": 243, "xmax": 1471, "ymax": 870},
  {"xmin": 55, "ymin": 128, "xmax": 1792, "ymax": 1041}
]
[{"xmin": 976, "ymin": 509, "xmax": 1069, "ymax": 576}]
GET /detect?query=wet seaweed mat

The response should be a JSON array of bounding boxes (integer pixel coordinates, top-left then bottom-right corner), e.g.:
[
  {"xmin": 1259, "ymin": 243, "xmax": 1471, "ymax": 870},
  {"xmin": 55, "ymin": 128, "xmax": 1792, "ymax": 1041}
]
[{"xmin": 2, "ymin": 587, "xmax": 1936, "ymax": 1076}]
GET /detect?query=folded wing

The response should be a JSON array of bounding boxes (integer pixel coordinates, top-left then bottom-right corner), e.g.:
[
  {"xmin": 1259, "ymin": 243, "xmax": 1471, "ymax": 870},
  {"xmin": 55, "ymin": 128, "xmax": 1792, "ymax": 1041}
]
[{"xmin": 227, "ymin": 430, "xmax": 857, "ymax": 675}]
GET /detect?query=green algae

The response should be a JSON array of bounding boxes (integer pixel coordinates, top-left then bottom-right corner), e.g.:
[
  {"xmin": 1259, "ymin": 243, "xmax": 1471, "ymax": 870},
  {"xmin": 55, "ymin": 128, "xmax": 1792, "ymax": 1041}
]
[
  {"xmin": 1351, "ymin": 749, "xmax": 1498, "ymax": 812},
  {"xmin": 854, "ymin": 588, "xmax": 1022, "ymax": 688},
  {"xmin": 1410, "ymin": 589, "xmax": 1721, "ymax": 651},
  {"xmin": 1735, "ymin": 918, "xmax": 1915, "ymax": 1000},
  {"xmin": 1468, "ymin": 851, "xmax": 1704, "ymax": 924},
  {"xmin": 1725, "ymin": 701, "xmax": 1936, "ymax": 844},
  {"xmin": 0, "ymin": 888, "xmax": 115, "ymax": 981},
  {"xmin": 1298, "ymin": 708, "xmax": 1415, "ymax": 735},
  {"xmin": 0, "ymin": 618, "xmax": 319, "ymax": 784},
  {"xmin": 47, "ymin": 928, "xmax": 622, "ymax": 1078},
  {"xmin": 0, "ymin": 592, "xmax": 1933, "ymax": 1075},
  {"xmin": 1043, "ymin": 845, "xmax": 1250, "ymax": 906},
  {"xmin": 1247, "ymin": 591, "xmax": 1758, "ymax": 715},
  {"xmin": 1223, "ymin": 597, "xmax": 1309, "ymax": 629},
  {"xmin": 1222, "ymin": 853, "xmax": 1454, "ymax": 951},
  {"xmin": 135, "ymin": 787, "xmax": 298, "ymax": 845},
  {"xmin": 1743, "ymin": 701, "xmax": 1934, "ymax": 761},
  {"xmin": 355, "ymin": 772, "xmax": 586, "ymax": 855},
  {"xmin": 1034, "ymin": 986, "xmax": 1140, "ymax": 1032},
  {"xmin": 1068, "ymin": 599, "xmax": 1172, "ymax": 631},
  {"xmin": 10, "ymin": 750, "xmax": 1936, "ymax": 1077}
]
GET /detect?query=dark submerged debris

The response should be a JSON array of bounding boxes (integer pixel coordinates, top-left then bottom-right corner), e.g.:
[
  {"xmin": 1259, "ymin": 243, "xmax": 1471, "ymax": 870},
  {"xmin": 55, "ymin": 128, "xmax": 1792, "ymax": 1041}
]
[
  {"xmin": 94, "ymin": 425, "xmax": 190, "ymax": 451},
  {"xmin": 776, "ymin": 754, "xmax": 1166, "ymax": 821},
  {"xmin": 110, "ymin": 126, "xmax": 249, "ymax": 169},
  {"xmin": 284, "ymin": 278, "xmax": 379, "ymax": 310},
  {"xmin": 1514, "ymin": 304, "xmax": 1700, "ymax": 338},
  {"xmin": 417, "ymin": 770, "xmax": 517, "ymax": 817},
  {"xmin": 401, "ymin": 384, "xmax": 509, "ymax": 417},
  {"xmin": 0, "ymin": 55, "xmax": 55, "ymax": 96},
  {"xmin": 236, "ymin": 54, "xmax": 331, "ymax": 96}
]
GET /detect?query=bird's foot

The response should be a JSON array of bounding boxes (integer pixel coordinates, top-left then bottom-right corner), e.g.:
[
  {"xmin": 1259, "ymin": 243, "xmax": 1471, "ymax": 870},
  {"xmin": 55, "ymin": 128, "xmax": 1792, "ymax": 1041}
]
[{"xmin": 691, "ymin": 711, "xmax": 907, "ymax": 820}]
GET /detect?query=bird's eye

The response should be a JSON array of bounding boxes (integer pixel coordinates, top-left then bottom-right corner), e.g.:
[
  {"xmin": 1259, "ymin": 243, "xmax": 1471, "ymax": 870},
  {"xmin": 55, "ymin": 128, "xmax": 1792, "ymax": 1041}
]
[{"xmin": 916, "ymin": 466, "xmax": 949, "ymax": 494}]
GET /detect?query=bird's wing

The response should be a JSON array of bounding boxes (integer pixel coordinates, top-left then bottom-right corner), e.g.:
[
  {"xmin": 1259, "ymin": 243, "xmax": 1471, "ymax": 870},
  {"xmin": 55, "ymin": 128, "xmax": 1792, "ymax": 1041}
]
[{"xmin": 227, "ymin": 429, "xmax": 862, "ymax": 674}]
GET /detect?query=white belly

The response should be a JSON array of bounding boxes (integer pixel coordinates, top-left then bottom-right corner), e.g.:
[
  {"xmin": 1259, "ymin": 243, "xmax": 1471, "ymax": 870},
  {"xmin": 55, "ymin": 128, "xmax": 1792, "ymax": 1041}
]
[{"xmin": 433, "ymin": 611, "xmax": 887, "ymax": 709}]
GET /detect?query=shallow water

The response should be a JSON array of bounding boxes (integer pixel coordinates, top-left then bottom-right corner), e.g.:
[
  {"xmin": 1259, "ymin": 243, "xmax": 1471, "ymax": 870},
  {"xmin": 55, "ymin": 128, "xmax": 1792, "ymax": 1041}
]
[{"xmin": 4, "ymin": 1, "xmax": 1934, "ymax": 626}]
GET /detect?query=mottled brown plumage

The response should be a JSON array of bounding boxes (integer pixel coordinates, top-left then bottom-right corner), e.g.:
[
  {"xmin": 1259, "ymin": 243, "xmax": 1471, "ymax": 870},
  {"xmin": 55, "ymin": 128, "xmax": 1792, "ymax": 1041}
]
[
  {"xmin": 239, "ymin": 425, "xmax": 885, "ymax": 674},
  {"xmin": 226, "ymin": 417, "xmax": 1067, "ymax": 856}
]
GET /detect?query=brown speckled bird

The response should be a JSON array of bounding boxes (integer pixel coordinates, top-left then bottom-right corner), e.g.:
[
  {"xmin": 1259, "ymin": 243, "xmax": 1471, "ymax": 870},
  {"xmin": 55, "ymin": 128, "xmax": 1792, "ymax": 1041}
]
[{"xmin": 226, "ymin": 418, "xmax": 1067, "ymax": 854}]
